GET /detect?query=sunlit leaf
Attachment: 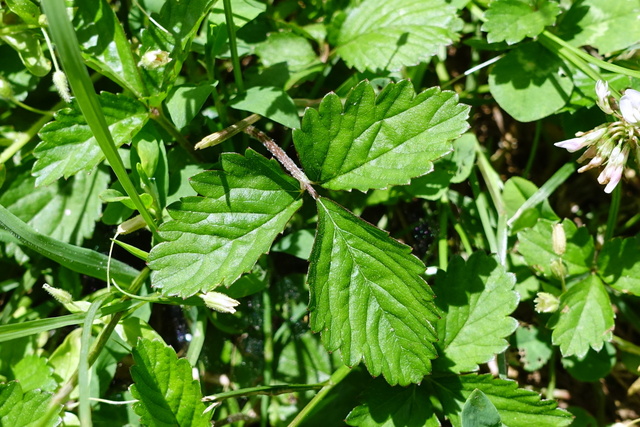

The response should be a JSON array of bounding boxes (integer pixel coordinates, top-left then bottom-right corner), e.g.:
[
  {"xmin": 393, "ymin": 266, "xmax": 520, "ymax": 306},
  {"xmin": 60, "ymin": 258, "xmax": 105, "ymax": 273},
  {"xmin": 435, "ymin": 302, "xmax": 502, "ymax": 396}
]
[
  {"xmin": 33, "ymin": 92, "xmax": 148, "ymax": 186},
  {"xmin": 336, "ymin": 0, "xmax": 462, "ymax": 72},
  {"xmin": 293, "ymin": 80, "xmax": 469, "ymax": 192},
  {"xmin": 482, "ymin": 0, "xmax": 560, "ymax": 45},
  {"xmin": 432, "ymin": 252, "xmax": 518, "ymax": 373},
  {"xmin": 597, "ymin": 235, "xmax": 640, "ymax": 296},
  {"xmin": 0, "ymin": 381, "xmax": 60, "ymax": 427},
  {"xmin": 130, "ymin": 339, "xmax": 209, "ymax": 426},
  {"xmin": 309, "ymin": 197, "xmax": 439, "ymax": 386},
  {"xmin": 149, "ymin": 150, "xmax": 303, "ymax": 297},
  {"xmin": 548, "ymin": 275, "xmax": 614, "ymax": 358}
]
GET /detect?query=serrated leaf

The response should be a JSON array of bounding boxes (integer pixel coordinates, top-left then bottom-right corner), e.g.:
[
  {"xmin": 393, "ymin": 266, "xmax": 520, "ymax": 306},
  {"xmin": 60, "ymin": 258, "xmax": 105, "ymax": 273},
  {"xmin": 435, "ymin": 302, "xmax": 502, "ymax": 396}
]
[
  {"xmin": 130, "ymin": 338, "xmax": 209, "ymax": 427},
  {"xmin": 548, "ymin": 275, "xmax": 614, "ymax": 358},
  {"xmin": 335, "ymin": 0, "xmax": 462, "ymax": 72},
  {"xmin": 597, "ymin": 236, "xmax": 640, "ymax": 296},
  {"xmin": 488, "ymin": 42, "xmax": 573, "ymax": 122},
  {"xmin": 0, "ymin": 381, "xmax": 60, "ymax": 427},
  {"xmin": 231, "ymin": 86, "xmax": 300, "ymax": 129},
  {"xmin": 513, "ymin": 325, "xmax": 553, "ymax": 372},
  {"xmin": 309, "ymin": 197, "xmax": 439, "ymax": 386},
  {"xmin": 557, "ymin": 0, "xmax": 640, "ymax": 54},
  {"xmin": 432, "ymin": 252, "xmax": 518, "ymax": 373},
  {"xmin": 461, "ymin": 389, "xmax": 502, "ymax": 427},
  {"xmin": 0, "ymin": 167, "xmax": 109, "ymax": 246},
  {"xmin": 293, "ymin": 80, "xmax": 470, "ymax": 192},
  {"xmin": 73, "ymin": 0, "xmax": 146, "ymax": 97},
  {"xmin": 148, "ymin": 150, "xmax": 303, "ymax": 297},
  {"xmin": 482, "ymin": 0, "xmax": 561, "ymax": 45},
  {"xmin": 33, "ymin": 92, "xmax": 148, "ymax": 186},
  {"xmin": 346, "ymin": 380, "xmax": 440, "ymax": 427},
  {"xmin": 517, "ymin": 219, "xmax": 594, "ymax": 280},
  {"xmin": 430, "ymin": 374, "xmax": 572, "ymax": 426}
]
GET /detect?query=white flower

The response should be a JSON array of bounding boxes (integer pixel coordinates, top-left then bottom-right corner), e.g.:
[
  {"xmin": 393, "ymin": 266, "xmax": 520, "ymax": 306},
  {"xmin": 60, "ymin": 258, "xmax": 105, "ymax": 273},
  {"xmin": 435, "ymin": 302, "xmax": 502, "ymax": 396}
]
[
  {"xmin": 554, "ymin": 128, "xmax": 606, "ymax": 152},
  {"xmin": 534, "ymin": 292, "xmax": 559, "ymax": 313},
  {"xmin": 598, "ymin": 144, "xmax": 630, "ymax": 193},
  {"xmin": 138, "ymin": 50, "xmax": 172, "ymax": 69},
  {"xmin": 620, "ymin": 89, "xmax": 640, "ymax": 124},
  {"xmin": 595, "ymin": 80, "xmax": 613, "ymax": 114},
  {"xmin": 200, "ymin": 292, "xmax": 240, "ymax": 314}
]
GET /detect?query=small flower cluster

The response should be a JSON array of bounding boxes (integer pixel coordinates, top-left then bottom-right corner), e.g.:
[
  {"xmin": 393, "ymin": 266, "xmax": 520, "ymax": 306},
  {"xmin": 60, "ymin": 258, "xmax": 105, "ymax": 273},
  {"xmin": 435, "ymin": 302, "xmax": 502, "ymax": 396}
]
[{"xmin": 554, "ymin": 80, "xmax": 640, "ymax": 193}]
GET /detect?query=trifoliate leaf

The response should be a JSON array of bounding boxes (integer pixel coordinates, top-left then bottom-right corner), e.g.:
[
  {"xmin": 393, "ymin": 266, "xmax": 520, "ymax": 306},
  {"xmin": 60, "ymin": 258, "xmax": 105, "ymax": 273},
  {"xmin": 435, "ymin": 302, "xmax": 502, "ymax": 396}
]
[
  {"xmin": 548, "ymin": 275, "xmax": 614, "ymax": 358},
  {"xmin": 461, "ymin": 389, "xmax": 502, "ymax": 427},
  {"xmin": 309, "ymin": 197, "xmax": 439, "ymax": 386},
  {"xmin": 430, "ymin": 374, "xmax": 572, "ymax": 426},
  {"xmin": 346, "ymin": 379, "xmax": 440, "ymax": 426},
  {"xmin": 0, "ymin": 167, "xmax": 109, "ymax": 246},
  {"xmin": 517, "ymin": 219, "xmax": 594, "ymax": 280},
  {"xmin": 0, "ymin": 381, "xmax": 60, "ymax": 427},
  {"xmin": 130, "ymin": 339, "xmax": 209, "ymax": 427},
  {"xmin": 33, "ymin": 92, "xmax": 148, "ymax": 186},
  {"xmin": 432, "ymin": 252, "xmax": 518, "ymax": 373},
  {"xmin": 293, "ymin": 80, "xmax": 470, "ymax": 192},
  {"xmin": 335, "ymin": 0, "xmax": 462, "ymax": 72},
  {"xmin": 148, "ymin": 150, "xmax": 303, "ymax": 297},
  {"xmin": 597, "ymin": 236, "xmax": 640, "ymax": 296},
  {"xmin": 482, "ymin": 0, "xmax": 561, "ymax": 45},
  {"xmin": 489, "ymin": 42, "xmax": 573, "ymax": 122},
  {"xmin": 73, "ymin": 0, "xmax": 146, "ymax": 97},
  {"xmin": 557, "ymin": 0, "xmax": 640, "ymax": 54}
]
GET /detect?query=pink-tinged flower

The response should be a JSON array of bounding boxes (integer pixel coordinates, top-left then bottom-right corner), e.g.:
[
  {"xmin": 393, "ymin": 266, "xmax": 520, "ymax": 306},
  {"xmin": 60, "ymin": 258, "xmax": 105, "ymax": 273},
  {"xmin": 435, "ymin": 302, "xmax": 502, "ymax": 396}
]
[
  {"xmin": 595, "ymin": 80, "xmax": 613, "ymax": 114},
  {"xmin": 620, "ymin": 89, "xmax": 640, "ymax": 124},
  {"xmin": 598, "ymin": 145, "xmax": 630, "ymax": 193},
  {"xmin": 554, "ymin": 128, "xmax": 606, "ymax": 152}
]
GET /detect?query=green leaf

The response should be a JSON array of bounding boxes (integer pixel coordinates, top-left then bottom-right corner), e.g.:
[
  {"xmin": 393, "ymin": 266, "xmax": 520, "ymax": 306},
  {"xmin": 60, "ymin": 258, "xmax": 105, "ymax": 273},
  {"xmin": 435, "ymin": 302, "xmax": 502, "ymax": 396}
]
[
  {"xmin": 33, "ymin": 92, "xmax": 149, "ymax": 186},
  {"xmin": 148, "ymin": 150, "xmax": 303, "ymax": 297},
  {"xmin": 557, "ymin": 0, "xmax": 640, "ymax": 54},
  {"xmin": 548, "ymin": 275, "xmax": 614, "ymax": 358},
  {"xmin": 335, "ymin": 0, "xmax": 462, "ymax": 72},
  {"xmin": 0, "ymin": 381, "xmax": 60, "ymax": 427},
  {"xmin": 0, "ymin": 30, "xmax": 51, "ymax": 77},
  {"xmin": 597, "ymin": 236, "xmax": 640, "ymax": 296},
  {"xmin": 482, "ymin": 0, "xmax": 560, "ymax": 45},
  {"xmin": 346, "ymin": 380, "xmax": 440, "ymax": 426},
  {"xmin": 503, "ymin": 177, "xmax": 559, "ymax": 234},
  {"xmin": 0, "ymin": 167, "xmax": 109, "ymax": 246},
  {"xmin": 293, "ymin": 80, "xmax": 470, "ymax": 192},
  {"xmin": 309, "ymin": 197, "xmax": 439, "ymax": 386},
  {"xmin": 231, "ymin": 86, "xmax": 300, "ymax": 129},
  {"xmin": 430, "ymin": 374, "xmax": 572, "ymax": 426},
  {"xmin": 11, "ymin": 354, "xmax": 58, "ymax": 393},
  {"xmin": 210, "ymin": 0, "xmax": 267, "ymax": 28},
  {"xmin": 517, "ymin": 219, "xmax": 594, "ymax": 280},
  {"xmin": 271, "ymin": 229, "xmax": 315, "ymax": 260},
  {"xmin": 513, "ymin": 324, "xmax": 553, "ymax": 372},
  {"xmin": 5, "ymin": 0, "xmax": 41, "ymax": 25},
  {"xmin": 561, "ymin": 342, "xmax": 616, "ymax": 382},
  {"xmin": 73, "ymin": 0, "xmax": 146, "ymax": 97},
  {"xmin": 130, "ymin": 338, "xmax": 209, "ymax": 427},
  {"xmin": 402, "ymin": 133, "xmax": 477, "ymax": 200},
  {"xmin": 489, "ymin": 42, "xmax": 573, "ymax": 122},
  {"xmin": 461, "ymin": 389, "xmax": 502, "ymax": 427},
  {"xmin": 432, "ymin": 252, "xmax": 518, "ymax": 373},
  {"xmin": 0, "ymin": 205, "xmax": 140, "ymax": 287},
  {"xmin": 165, "ymin": 83, "xmax": 215, "ymax": 130}
]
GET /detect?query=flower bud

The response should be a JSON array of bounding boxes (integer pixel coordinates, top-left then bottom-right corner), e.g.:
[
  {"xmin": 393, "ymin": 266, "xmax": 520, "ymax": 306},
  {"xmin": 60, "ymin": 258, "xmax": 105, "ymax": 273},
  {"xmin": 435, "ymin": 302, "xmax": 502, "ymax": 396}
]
[
  {"xmin": 595, "ymin": 80, "xmax": 614, "ymax": 115},
  {"xmin": 534, "ymin": 292, "xmax": 559, "ymax": 313},
  {"xmin": 200, "ymin": 292, "xmax": 240, "ymax": 314},
  {"xmin": 552, "ymin": 223, "xmax": 566, "ymax": 255},
  {"xmin": 620, "ymin": 88, "xmax": 640, "ymax": 124},
  {"xmin": 43, "ymin": 283, "xmax": 73, "ymax": 304},
  {"xmin": 53, "ymin": 70, "xmax": 72, "ymax": 103},
  {"xmin": 117, "ymin": 215, "xmax": 147, "ymax": 235}
]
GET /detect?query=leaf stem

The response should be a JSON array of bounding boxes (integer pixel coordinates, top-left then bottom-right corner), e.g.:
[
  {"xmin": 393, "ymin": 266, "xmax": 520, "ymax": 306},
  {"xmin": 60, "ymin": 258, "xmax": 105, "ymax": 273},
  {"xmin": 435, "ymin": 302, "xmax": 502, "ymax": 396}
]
[
  {"xmin": 243, "ymin": 125, "xmax": 318, "ymax": 199},
  {"xmin": 151, "ymin": 107, "xmax": 202, "ymax": 162},
  {"xmin": 41, "ymin": 0, "xmax": 159, "ymax": 238},
  {"xmin": 261, "ymin": 288, "xmax": 273, "ymax": 427},
  {"xmin": 288, "ymin": 365, "xmax": 352, "ymax": 427},
  {"xmin": 202, "ymin": 383, "xmax": 326, "ymax": 403},
  {"xmin": 222, "ymin": 0, "xmax": 244, "ymax": 93},
  {"xmin": 604, "ymin": 184, "xmax": 621, "ymax": 241},
  {"xmin": 196, "ymin": 113, "xmax": 261, "ymax": 149},
  {"xmin": 438, "ymin": 194, "xmax": 449, "ymax": 270}
]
